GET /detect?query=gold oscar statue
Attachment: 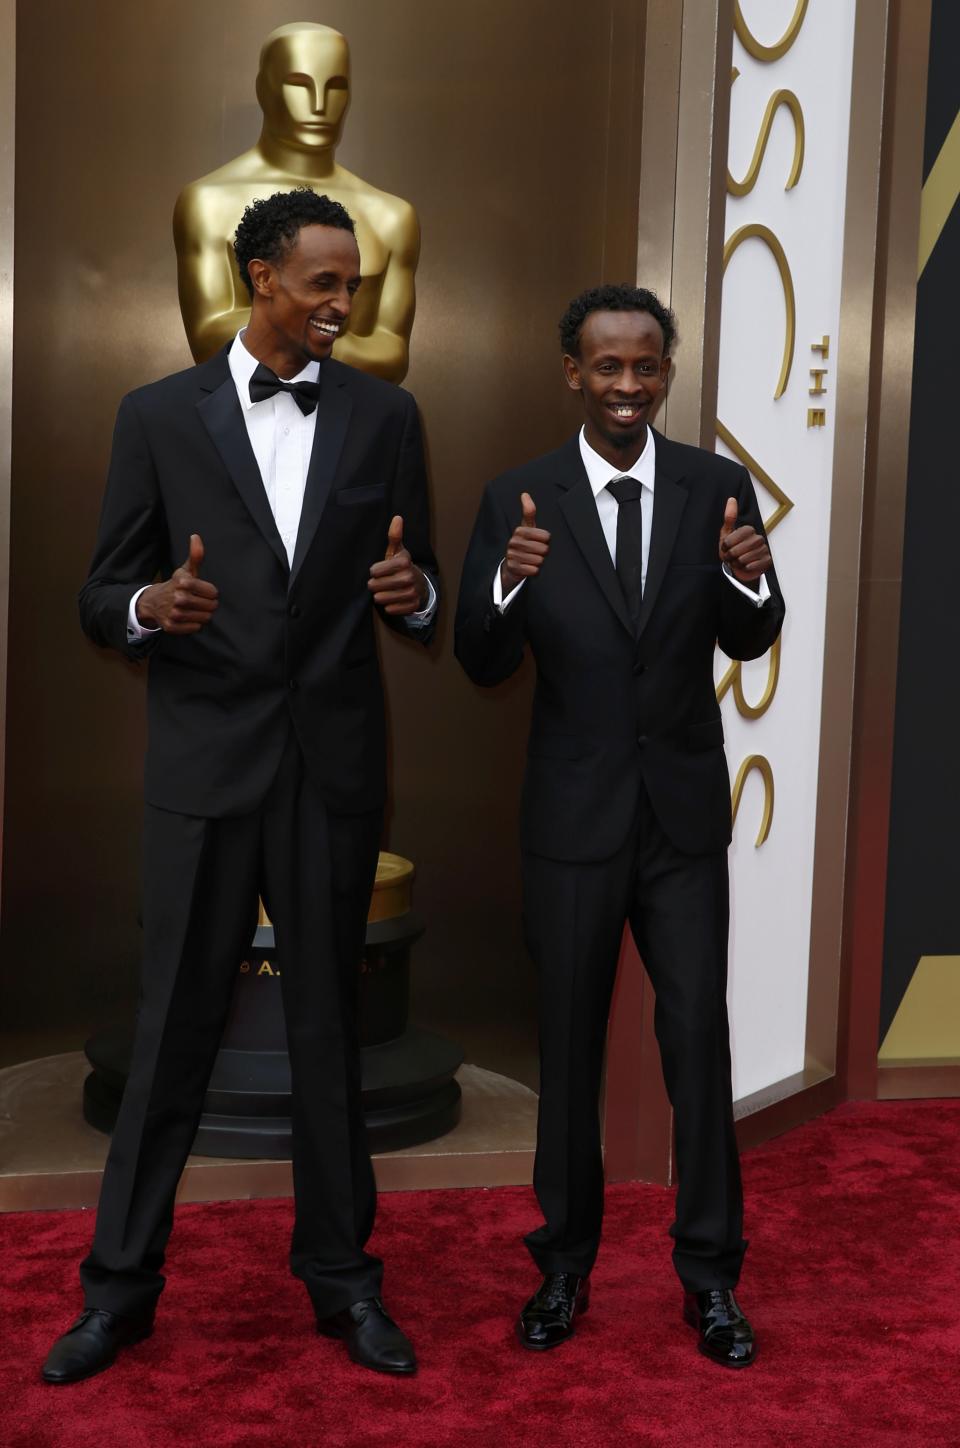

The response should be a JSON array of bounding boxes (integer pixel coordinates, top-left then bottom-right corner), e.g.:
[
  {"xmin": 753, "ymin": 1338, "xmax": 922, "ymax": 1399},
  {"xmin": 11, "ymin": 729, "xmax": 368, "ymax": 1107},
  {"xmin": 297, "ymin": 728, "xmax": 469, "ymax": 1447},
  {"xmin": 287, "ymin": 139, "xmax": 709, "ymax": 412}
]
[{"xmin": 174, "ymin": 21, "xmax": 419, "ymax": 382}]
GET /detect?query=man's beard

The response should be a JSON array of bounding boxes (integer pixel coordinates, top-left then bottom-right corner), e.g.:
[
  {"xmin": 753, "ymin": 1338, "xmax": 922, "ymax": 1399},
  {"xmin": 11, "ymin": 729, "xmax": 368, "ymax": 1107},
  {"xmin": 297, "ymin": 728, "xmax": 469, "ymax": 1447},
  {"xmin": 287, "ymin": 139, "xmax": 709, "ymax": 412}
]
[{"xmin": 601, "ymin": 422, "xmax": 646, "ymax": 451}]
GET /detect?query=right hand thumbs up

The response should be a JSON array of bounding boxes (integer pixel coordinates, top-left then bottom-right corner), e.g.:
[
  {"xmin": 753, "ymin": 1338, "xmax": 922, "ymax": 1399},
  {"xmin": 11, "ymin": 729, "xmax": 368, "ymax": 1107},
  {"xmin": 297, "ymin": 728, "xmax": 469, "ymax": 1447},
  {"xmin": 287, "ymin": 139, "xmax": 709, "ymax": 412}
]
[
  {"xmin": 134, "ymin": 531, "xmax": 219, "ymax": 635},
  {"xmin": 500, "ymin": 491, "xmax": 551, "ymax": 593}
]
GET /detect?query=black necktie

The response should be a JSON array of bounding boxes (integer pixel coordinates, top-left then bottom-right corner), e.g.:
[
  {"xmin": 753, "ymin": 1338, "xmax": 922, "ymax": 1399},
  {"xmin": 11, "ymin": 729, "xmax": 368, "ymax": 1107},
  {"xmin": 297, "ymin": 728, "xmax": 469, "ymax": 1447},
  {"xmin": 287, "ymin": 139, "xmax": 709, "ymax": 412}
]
[
  {"xmin": 249, "ymin": 362, "xmax": 321, "ymax": 416},
  {"xmin": 606, "ymin": 475, "xmax": 644, "ymax": 621}
]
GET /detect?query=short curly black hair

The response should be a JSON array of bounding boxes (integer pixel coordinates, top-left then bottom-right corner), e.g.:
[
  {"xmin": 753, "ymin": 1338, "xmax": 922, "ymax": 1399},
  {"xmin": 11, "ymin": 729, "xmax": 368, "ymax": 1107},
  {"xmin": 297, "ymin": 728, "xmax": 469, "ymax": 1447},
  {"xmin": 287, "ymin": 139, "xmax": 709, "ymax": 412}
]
[
  {"xmin": 233, "ymin": 189, "xmax": 356, "ymax": 297},
  {"xmin": 559, "ymin": 284, "xmax": 677, "ymax": 357}
]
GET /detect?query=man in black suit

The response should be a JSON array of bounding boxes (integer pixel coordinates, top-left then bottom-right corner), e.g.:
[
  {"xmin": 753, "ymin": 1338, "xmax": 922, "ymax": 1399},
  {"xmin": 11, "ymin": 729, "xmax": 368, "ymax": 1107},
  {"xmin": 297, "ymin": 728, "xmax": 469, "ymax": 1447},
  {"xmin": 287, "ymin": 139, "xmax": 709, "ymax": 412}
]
[
  {"xmin": 455, "ymin": 285, "xmax": 784, "ymax": 1368},
  {"xmin": 42, "ymin": 190, "xmax": 437, "ymax": 1384}
]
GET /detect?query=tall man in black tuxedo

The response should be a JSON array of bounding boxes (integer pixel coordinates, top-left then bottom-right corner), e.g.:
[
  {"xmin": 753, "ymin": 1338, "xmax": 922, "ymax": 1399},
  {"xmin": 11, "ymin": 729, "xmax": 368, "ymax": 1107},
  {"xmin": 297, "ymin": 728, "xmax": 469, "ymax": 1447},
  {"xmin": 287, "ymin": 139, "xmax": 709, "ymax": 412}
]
[
  {"xmin": 43, "ymin": 190, "xmax": 437, "ymax": 1385},
  {"xmin": 455, "ymin": 286, "xmax": 784, "ymax": 1369}
]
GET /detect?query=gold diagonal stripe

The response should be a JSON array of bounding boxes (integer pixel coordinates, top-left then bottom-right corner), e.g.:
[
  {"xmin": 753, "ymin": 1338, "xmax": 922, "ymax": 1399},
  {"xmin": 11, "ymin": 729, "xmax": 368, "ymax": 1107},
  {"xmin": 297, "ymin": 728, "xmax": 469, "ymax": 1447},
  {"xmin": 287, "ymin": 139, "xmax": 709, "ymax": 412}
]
[{"xmin": 918, "ymin": 106, "xmax": 960, "ymax": 279}]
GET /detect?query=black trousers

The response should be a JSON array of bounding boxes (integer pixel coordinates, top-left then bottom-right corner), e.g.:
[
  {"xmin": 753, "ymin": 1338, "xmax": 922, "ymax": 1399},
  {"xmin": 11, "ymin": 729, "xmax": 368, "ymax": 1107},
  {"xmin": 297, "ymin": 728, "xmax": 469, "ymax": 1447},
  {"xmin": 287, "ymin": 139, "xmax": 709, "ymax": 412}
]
[
  {"xmin": 80, "ymin": 733, "xmax": 383, "ymax": 1319},
  {"xmin": 522, "ymin": 785, "xmax": 745, "ymax": 1292}
]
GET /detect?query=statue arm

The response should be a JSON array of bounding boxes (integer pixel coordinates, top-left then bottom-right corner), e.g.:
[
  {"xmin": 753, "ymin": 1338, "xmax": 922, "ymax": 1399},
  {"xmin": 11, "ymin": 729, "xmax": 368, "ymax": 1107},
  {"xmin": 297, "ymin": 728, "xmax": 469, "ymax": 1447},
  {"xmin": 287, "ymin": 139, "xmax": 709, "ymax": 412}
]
[
  {"xmin": 334, "ymin": 202, "xmax": 420, "ymax": 384},
  {"xmin": 173, "ymin": 187, "xmax": 251, "ymax": 364}
]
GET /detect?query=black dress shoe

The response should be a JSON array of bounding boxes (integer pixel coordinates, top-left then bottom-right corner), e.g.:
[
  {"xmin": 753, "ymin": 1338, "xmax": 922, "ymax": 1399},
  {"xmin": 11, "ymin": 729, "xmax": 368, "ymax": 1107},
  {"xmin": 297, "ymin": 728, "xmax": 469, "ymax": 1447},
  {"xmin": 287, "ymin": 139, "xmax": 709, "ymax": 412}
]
[
  {"xmin": 41, "ymin": 1308, "xmax": 154, "ymax": 1385},
  {"xmin": 683, "ymin": 1288, "xmax": 755, "ymax": 1368},
  {"xmin": 516, "ymin": 1272, "xmax": 590, "ymax": 1350},
  {"xmin": 317, "ymin": 1298, "xmax": 416, "ymax": 1375}
]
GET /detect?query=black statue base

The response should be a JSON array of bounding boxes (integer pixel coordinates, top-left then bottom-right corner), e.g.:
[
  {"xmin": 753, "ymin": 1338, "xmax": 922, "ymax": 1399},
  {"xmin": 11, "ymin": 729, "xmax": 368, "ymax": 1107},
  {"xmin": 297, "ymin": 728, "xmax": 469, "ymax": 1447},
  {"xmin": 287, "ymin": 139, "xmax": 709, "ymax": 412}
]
[
  {"xmin": 83, "ymin": 1024, "xmax": 463, "ymax": 1157},
  {"xmin": 83, "ymin": 913, "xmax": 464, "ymax": 1157}
]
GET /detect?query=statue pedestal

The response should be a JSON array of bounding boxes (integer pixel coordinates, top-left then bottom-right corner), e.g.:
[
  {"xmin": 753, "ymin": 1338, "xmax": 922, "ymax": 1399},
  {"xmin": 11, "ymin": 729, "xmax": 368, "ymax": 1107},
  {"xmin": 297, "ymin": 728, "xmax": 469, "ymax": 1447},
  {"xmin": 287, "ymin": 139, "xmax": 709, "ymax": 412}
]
[{"xmin": 83, "ymin": 853, "xmax": 463, "ymax": 1157}]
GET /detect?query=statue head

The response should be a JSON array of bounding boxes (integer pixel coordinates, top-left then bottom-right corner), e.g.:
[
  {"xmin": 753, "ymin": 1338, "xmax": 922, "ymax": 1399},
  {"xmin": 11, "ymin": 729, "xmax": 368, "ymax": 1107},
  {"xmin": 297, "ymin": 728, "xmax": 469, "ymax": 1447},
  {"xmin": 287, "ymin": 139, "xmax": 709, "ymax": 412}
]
[{"xmin": 256, "ymin": 22, "xmax": 351, "ymax": 153}]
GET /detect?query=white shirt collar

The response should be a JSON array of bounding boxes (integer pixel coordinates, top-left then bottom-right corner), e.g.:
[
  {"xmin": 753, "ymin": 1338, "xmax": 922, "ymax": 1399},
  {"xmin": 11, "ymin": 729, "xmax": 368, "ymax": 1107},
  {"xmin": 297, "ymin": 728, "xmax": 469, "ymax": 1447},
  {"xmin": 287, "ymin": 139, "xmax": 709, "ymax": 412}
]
[
  {"xmin": 228, "ymin": 330, "xmax": 321, "ymax": 412},
  {"xmin": 578, "ymin": 424, "xmax": 656, "ymax": 499}
]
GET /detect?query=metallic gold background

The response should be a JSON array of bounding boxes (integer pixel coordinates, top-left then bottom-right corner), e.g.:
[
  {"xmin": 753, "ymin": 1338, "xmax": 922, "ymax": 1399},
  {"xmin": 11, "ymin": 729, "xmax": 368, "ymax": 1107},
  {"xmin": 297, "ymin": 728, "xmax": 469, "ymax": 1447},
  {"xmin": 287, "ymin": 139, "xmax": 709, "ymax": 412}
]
[
  {"xmin": 0, "ymin": 0, "xmax": 12, "ymax": 936},
  {"xmin": 0, "ymin": 0, "xmax": 645, "ymax": 1074}
]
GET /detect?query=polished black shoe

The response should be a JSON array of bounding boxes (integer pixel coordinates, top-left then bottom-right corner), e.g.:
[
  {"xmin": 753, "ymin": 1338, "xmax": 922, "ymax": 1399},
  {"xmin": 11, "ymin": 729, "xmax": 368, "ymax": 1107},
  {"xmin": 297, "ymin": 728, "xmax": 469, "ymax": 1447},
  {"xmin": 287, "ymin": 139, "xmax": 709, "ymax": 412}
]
[
  {"xmin": 317, "ymin": 1297, "xmax": 416, "ymax": 1375},
  {"xmin": 41, "ymin": 1308, "xmax": 155, "ymax": 1385},
  {"xmin": 516, "ymin": 1272, "xmax": 590, "ymax": 1350},
  {"xmin": 683, "ymin": 1288, "xmax": 755, "ymax": 1368}
]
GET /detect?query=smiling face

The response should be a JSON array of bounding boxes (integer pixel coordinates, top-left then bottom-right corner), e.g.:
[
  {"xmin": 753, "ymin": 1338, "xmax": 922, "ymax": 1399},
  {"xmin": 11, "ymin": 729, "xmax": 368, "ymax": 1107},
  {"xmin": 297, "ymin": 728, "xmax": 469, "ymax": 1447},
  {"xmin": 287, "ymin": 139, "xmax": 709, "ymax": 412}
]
[
  {"xmin": 257, "ymin": 28, "xmax": 351, "ymax": 153},
  {"xmin": 246, "ymin": 223, "xmax": 361, "ymax": 376},
  {"xmin": 563, "ymin": 309, "xmax": 671, "ymax": 467}
]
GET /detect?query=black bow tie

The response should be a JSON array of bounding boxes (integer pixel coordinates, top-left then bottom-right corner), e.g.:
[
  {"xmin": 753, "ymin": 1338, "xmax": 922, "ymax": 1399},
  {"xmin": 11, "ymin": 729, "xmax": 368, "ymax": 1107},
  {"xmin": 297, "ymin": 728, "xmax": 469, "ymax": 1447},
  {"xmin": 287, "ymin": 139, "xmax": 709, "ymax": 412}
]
[{"xmin": 249, "ymin": 363, "xmax": 321, "ymax": 416}]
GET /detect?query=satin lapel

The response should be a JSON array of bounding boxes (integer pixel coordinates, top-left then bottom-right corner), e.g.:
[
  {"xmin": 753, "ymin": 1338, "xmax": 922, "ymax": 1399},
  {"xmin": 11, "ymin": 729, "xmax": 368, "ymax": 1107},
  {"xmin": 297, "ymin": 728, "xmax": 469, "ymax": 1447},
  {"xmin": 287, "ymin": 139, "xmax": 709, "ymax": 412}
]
[
  {"xmin": 557, "ymin": 451, "xmax": 633, "ymax": 637},
  {"xmin": 196, "ymin": 372, "xmax": 288, "ymax": 573},
  {"xmin": 290, "ymin": 371, "xmax": 352, "ymax": 586},
  {"xmin": 637, "ymin": 438, "xmax": 688, "ymax": 639}
]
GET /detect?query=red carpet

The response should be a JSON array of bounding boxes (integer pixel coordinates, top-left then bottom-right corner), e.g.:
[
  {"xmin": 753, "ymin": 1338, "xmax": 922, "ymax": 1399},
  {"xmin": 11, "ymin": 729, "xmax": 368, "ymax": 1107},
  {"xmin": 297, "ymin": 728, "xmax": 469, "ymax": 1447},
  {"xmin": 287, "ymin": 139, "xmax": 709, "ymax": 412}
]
[{"xmin": 3, "ymin": 1099, "xmax": 960, "ymax": 1447}]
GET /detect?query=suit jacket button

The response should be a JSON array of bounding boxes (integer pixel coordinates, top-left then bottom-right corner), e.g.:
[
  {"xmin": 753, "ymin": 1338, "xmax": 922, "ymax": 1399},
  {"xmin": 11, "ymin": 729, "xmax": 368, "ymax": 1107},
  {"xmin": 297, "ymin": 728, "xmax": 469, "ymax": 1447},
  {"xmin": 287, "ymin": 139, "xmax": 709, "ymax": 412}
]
[
  {"xmin": 288, "ymin": 679, "xmax": 299, "ymax": 691},
  {"xmin": 289, "ymin": 604, "xmax": 302, "ymax": 619},
  {"xmin": 637, "ymin": 733, "xmax": 648, "ymax": 747},
  {"xmin": 633, "ymin": 662, "xmax": 646, "ymax": 676}
]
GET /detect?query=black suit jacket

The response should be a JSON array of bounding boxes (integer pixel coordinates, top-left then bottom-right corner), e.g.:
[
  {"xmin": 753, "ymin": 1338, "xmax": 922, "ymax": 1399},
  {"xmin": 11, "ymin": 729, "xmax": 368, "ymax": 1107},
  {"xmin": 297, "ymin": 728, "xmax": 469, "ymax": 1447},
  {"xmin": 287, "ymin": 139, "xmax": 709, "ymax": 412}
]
[
  {"xmin": 455, "ymin": 429, "xmax": 784, "ymax": 860},
  {"xmin": 80, "ymin": 348, "xmax": 438, "ymax": 819}
]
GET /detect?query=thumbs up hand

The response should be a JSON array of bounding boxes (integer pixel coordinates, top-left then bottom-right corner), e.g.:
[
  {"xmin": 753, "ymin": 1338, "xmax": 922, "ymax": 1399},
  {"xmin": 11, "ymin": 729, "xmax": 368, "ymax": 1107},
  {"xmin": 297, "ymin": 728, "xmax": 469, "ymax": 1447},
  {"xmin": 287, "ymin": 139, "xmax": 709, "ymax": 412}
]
[
  {"xmin": 500, "ymin": 492, "xmax": 551, "ymax": 593},
  {"xmin": 368, "ymin": 514, "xmax": 429, "ymax": 615},
  {"xmin": 718, "ymin": 496, "xmax": 771, "ymax": 586},
  {"xmin": 135, "ymin": 532, "xmax": 220, "ymax": 634}
]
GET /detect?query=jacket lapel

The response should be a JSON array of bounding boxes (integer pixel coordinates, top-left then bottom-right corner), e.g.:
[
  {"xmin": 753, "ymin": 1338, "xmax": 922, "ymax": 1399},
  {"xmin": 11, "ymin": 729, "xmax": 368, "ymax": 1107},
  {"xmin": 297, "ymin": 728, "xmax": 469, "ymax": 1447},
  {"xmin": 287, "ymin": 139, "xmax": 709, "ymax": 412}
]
[
  {"xmin": 557, "ymin": 438, "xmax": 633, "ymax": 636},
  {"xmin": 195, "ymin": 349, "xmax": 288, "ymax": 574},
  {"xmin": 290, "ymin": 364, "xmax": 352, "ymax": 586},
  {"xmin": 636, "ymin": 429, "xmax": 688, "ymax": 639}
]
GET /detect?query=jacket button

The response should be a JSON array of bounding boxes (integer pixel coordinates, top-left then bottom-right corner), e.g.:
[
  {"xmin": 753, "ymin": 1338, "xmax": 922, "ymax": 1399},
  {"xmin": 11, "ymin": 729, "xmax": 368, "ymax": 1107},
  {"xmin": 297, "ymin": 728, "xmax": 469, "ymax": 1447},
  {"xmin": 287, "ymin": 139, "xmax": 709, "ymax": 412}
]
[
  {"xmin": 289, "ymin": 604, "xmax": 302, "ymax": 619},
  {"xmin": 637, "ymin": 733, "xmax": 648, "ymax": 747},
  {"xmin": 633, "ymin": 662, "xmax": 646, "ymax": 676},
  {"xmin": 288, "ymin": 679, "xmax": 299, "ymax": 691}
]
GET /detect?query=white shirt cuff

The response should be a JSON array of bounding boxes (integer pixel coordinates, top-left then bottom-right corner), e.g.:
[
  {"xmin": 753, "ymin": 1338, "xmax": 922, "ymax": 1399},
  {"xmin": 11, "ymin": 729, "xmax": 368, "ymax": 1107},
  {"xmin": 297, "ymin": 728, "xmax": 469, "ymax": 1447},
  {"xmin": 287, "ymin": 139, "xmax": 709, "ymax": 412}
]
[
  {"xmin": 493, "ymin": 561, "xmax": 525, "ymax": 613},
  {"xmin": 722, "ymin": 565, "xmax": 771, "ymax": 608},
  {"xmin": 404, "ymin": 572, "xmax": 438, "ymax": 628},
  {"xmin": 127, "ymin": 586, "xmax": 162, "ymax": 642}
]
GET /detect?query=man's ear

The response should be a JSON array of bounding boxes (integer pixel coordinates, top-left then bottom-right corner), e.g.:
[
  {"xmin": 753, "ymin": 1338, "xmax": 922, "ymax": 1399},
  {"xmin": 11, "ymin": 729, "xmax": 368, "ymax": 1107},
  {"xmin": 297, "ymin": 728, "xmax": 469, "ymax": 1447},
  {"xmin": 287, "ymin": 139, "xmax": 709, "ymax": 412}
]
[
  {"xmin": 562, "ymin": 353, "xmax": 582, "ymax": 392},
  {"xmin": 247, "ymin": 259, "xmax": 274, "ymax": 299}
]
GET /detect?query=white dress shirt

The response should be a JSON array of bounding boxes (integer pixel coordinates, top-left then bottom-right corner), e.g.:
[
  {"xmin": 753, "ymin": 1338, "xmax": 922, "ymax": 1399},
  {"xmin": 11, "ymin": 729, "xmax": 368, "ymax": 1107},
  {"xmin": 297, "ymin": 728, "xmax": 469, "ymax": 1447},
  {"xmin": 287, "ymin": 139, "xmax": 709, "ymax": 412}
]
[
  {"xmin": 493, "ymin": 425, "xmax": 770, "ymax": 610},
  {"xmin": 128, "ymin": 331, "xmax": 435, "ymax": 638}
]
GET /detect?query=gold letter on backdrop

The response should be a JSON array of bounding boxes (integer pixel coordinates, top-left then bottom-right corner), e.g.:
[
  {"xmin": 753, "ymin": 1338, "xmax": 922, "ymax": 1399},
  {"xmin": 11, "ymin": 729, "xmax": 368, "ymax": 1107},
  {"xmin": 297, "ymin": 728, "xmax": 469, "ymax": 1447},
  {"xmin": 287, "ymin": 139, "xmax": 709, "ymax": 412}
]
[
  {"xmin": 727, "ymin": 71, "xmax": 805, "ymax": 198},
  {"xmin": 731, "ymin": 755, "xmax": 775, "ymax": 847},
  {"xmin": 734, "ymin": 0, "xmax": 809, "ymax": 63},
  {"xmin": 723, "ymin": 224, "xmax": 796, "ymax": 399},
  {"xmin": 714, "ymin": 420, "xmax": 793, "ymax": 725},
  {"xmin": 173, "ymin": 22, "xmax": 420, "ymax": 382},
  {"xmin": 718, "ymin": 637, "xmax": 782, "ymax": 720}
]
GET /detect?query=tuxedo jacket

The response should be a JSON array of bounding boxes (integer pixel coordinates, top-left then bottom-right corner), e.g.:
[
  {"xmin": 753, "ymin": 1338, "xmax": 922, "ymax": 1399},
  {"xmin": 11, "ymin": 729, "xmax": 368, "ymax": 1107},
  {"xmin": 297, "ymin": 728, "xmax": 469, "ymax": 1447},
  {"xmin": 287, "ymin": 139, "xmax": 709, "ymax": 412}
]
[
  {"xmin": 455, "ymin": 429, "xmax": 784, "ymax": 861},
  {"xmin": 80, "ymin": 348, "xmax": 438, "ymax": 819}
]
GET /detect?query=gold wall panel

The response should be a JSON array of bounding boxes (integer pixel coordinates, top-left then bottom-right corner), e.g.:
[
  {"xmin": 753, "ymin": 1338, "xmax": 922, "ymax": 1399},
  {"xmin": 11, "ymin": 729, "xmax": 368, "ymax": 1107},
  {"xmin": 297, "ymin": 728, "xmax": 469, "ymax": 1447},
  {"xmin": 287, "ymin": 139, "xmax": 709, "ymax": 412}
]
[
  {"xmin": 879, "ymin": 957, "xmax": 960, "ymax": 1064},
  {"xmin": 1, "ymin": 0, "xmax": 645, "ymax": 1058},
  {"xmin": 917, "ymin": 106, "xmax": 960, "ymax": 279}
]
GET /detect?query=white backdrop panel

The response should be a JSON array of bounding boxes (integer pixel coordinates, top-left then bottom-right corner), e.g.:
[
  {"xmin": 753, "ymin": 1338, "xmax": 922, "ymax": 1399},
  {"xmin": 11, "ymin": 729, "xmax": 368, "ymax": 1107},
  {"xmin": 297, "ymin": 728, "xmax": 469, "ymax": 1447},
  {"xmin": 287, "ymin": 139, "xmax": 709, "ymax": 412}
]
[{"xmin": 715, "ymin": 0, "xmax": 857, "ymax": 1102}]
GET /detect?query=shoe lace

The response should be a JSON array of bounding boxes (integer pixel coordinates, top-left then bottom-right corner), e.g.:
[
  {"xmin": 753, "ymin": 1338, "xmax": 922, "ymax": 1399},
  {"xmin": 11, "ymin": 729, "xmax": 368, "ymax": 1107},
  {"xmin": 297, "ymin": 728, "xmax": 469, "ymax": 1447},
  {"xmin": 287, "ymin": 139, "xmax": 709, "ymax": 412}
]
[{"xmin": 540, "ymin": 1274, "xmax": 579, "ymax": 1310}]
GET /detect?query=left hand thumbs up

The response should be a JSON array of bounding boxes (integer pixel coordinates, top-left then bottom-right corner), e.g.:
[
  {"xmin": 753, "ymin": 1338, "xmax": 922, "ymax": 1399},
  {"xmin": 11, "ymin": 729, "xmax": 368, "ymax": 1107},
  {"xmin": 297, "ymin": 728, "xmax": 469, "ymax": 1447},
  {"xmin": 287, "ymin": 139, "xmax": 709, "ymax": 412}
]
[
  {"xmin": 368, "ymin": 513, "xmax": 429, "ymax": 615},
  {"xmin": 718, "ymin": 495, "xmax": 772, "ymax": 584}
]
